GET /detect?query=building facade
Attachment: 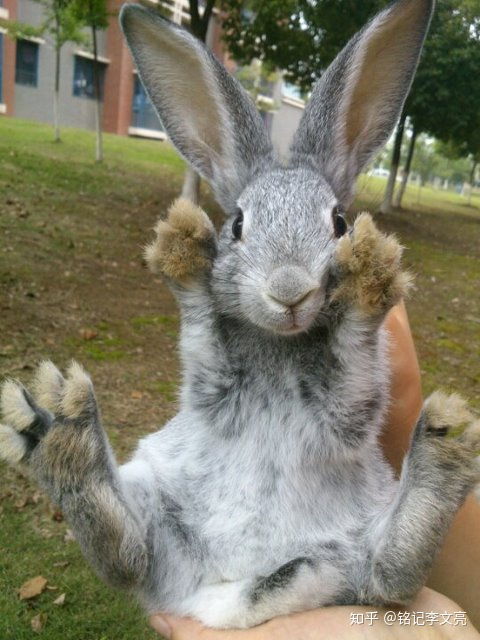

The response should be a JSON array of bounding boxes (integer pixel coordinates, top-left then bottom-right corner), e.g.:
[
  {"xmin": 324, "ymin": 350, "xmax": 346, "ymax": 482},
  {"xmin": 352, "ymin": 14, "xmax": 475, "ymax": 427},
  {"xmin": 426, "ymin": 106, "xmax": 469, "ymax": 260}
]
[{"xmin": 0, "ymin": 0, "xmax": 305, "ymax": 155}]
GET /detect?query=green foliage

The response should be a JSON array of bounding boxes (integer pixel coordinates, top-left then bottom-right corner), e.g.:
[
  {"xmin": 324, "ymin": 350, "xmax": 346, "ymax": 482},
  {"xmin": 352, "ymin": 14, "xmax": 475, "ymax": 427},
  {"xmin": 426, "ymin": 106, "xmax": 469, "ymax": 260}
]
[
  {"xmin": 221, "ymin": 0, "xmax": 480, "ymax": 168},
  {"xmin": 221, "ymin": 0, "xmax": 388, "ymax": 91},
  {"xmin": 70, "ymin": 0, "xmax": 109, "ymax": 31},
  {"xmin": 33, "ymin": 0, "xmax": 87, "ymax": 50},
  {"xmin": 407, "ymin": 0, "xmax": 480, "ymax": 158},
  {"xmin": 236, "ymin": 61, "xmax": 280, "ymax": 111},
  {"xmin": 0, "ymin": 18, "xmax": 43, "ymax": 40}
]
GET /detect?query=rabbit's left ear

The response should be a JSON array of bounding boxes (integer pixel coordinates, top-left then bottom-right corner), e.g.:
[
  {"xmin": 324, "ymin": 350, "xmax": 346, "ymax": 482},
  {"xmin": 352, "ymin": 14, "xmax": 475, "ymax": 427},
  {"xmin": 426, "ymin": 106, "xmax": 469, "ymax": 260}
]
[
  {"xmin": 290, "ymin": 0, "xmax": 435, "ymax": 205},
  {"xmin": 120, "ymin": 4, "xmax": 274, "ymax": 212}
]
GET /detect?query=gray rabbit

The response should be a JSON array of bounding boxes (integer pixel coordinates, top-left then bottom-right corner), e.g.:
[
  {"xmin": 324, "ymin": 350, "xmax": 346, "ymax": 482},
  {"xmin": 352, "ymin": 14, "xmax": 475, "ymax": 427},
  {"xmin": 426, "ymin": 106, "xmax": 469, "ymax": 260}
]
[{"xmin": 1, "ymin": 0, "xmax": 479, "ymax": 629}]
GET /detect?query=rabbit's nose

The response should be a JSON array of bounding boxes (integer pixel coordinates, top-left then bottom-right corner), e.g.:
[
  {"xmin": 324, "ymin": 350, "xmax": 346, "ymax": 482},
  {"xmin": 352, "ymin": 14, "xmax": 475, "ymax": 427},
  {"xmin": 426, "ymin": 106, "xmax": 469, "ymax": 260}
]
[{"xmin": 265, "ymin": 266, "xmax": 319, "ymax": 308}]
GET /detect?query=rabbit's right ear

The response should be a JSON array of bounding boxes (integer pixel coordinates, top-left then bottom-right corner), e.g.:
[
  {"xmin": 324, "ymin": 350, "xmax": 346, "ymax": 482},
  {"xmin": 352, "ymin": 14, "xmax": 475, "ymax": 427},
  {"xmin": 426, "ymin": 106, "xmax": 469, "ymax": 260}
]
[
  {"xmin": 120, "ymin": 4, "xmax": 274, "ymax": 212},
  {"xmin": 290, "ymin": 0, "xmax": 434, "ymax": 206}
]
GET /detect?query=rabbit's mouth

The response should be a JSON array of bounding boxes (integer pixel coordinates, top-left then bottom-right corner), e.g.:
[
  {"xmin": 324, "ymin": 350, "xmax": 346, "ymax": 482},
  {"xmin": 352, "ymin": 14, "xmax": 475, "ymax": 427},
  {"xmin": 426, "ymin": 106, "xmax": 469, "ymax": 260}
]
[
  {"xmin": 257, "ymin": 288, "xmax": 325, "ymax": 336},
  {"xmin": 273, "ymin": 310, "xmax": 318, "ymax": 336}
]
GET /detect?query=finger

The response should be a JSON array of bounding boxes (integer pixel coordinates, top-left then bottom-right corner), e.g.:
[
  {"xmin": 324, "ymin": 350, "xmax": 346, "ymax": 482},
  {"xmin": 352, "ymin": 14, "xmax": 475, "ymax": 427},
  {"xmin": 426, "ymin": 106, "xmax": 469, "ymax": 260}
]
[{"xmin": 150, "ymin": 614, "xmax": 259, "ymax": 640}]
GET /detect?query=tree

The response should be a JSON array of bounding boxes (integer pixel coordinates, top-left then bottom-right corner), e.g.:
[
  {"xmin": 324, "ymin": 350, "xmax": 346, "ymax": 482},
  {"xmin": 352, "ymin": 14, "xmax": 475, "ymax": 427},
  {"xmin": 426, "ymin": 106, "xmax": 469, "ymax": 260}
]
[
  {"xmin": 1, "ymin": 2, "xmax": 85, "ymax": 142},
  {"xmin": 393, "ymin": 123, "xmax": 418, "ymax": 209},
  {"xmin": 35, "ymin": 0, "xmax": 85, "ymax": 142},
  {"xmin": 72, "ymin": 0, "xmax": 109, "ymax": 162},
  {"xmin": 383, "ymin": 0, "xmax": 480, "ymax": 210},
  {"xmin": 221, "ymin": 0, "xmax": 388, "ymax": 92}
]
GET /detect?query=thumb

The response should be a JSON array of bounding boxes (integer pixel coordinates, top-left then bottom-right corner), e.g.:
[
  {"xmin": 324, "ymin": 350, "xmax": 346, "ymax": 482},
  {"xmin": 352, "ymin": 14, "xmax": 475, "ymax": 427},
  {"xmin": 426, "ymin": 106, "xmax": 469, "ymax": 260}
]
[
  {"xmin": 149, "ymin": 614, "xmax": 254, "ymax": 640},
  {"xmin": 149, "ymin": 614, "xmax": 213, "ymax": 639}
]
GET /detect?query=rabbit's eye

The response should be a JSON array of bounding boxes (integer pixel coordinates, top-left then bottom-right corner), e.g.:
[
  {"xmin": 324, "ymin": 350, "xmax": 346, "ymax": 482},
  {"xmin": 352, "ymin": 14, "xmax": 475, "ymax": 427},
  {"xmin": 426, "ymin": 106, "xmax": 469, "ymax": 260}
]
[
  {"xmin": 232, "ymin": 208, "xmax": 244, "ymax": 241},
  {"xmin": 332, "ymin": 206, "xmax": 347, "ymax": 238}
]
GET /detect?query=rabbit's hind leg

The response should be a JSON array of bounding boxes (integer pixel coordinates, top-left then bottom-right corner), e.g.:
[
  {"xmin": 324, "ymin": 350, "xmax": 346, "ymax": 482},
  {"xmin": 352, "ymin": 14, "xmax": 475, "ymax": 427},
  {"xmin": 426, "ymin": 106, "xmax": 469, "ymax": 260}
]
[
  {"xmin": 0, "ymin": 361, "xmax": 148, "ymax": 589},
  {"xmin": 181, "ymin": 557, "xmax": 348, "ymax": 629},
  {"xmin": 365, "ymin": 392, "xmax": 480, "ymax": 605}
]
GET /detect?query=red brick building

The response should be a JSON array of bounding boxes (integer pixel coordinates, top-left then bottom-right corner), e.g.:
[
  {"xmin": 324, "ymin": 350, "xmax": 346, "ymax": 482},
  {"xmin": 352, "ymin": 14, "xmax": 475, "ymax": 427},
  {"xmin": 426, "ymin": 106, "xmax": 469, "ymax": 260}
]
[{"xmin": 0, "ymin": 0, "xmax": 232, "ymax": 139}]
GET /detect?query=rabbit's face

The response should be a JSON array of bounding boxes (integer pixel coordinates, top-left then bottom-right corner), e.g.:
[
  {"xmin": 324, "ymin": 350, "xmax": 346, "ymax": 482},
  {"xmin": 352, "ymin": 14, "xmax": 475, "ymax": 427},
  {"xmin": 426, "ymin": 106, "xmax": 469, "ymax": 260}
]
[{"xmin": 211, "ymin": 168, "xmax": 343, "ymax": 335}]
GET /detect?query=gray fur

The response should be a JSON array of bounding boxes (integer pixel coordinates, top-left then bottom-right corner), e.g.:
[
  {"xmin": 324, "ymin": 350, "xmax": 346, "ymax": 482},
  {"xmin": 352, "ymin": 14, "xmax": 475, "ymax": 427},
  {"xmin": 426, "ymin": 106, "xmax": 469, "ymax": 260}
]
[{"xmin": 1, "ymin": 0, "xmax": 478, "ymax": 630}]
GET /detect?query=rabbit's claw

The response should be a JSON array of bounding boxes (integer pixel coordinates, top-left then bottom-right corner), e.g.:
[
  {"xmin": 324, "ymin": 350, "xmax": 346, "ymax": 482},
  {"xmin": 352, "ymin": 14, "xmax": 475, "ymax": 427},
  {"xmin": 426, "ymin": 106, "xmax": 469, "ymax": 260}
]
[
  {"xmin": 144, "ymin": 198, "xmax": 216, "ymax": 284},
  {"xmin": 332, "ymin": 213, "xmax": 412, "ymax": 315}
]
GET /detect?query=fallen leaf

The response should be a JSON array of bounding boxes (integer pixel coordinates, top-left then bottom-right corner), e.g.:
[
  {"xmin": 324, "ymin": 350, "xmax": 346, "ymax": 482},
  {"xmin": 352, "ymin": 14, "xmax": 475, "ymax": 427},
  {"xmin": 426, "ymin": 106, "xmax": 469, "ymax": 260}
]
[
  {"xmin": 53, "ymin": 593, "xmax": 66, "ymax": 606},
  {"xmin": 31, "ymin": 613, "xmax": 47, "ymax": 632},
  {"xmin": 15, "ymin": 496, "xmax": 31, "ymax": 509},
  {"xmin": 51, "ymin": 509, "xmax": 64, "ymax": 522},
  {"xmin": 19, "ymin": 576, "xmax": 47, "ymax": 600},
  {"xmin": 79, "ymin": 328, "xmax": 98, "ymax": 341}
]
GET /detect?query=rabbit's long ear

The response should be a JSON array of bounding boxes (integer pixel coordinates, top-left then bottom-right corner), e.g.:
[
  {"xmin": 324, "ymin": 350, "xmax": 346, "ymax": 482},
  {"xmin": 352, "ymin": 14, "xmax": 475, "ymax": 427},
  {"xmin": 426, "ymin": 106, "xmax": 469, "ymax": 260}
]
[
  {"xmin": 120, "ymin": 5, "xmax": 273, "ymax": 212},
  {"xmin": 290, "ymin": 0, "xmax": 434, "ymax": 205}
]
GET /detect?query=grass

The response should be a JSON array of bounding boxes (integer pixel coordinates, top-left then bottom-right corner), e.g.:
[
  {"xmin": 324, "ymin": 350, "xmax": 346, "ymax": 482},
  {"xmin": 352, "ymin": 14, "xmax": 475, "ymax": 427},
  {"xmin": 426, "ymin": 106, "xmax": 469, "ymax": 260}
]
[{"xmin": 0, "ymin": 118, "xmax": 479, "ymax": 638}]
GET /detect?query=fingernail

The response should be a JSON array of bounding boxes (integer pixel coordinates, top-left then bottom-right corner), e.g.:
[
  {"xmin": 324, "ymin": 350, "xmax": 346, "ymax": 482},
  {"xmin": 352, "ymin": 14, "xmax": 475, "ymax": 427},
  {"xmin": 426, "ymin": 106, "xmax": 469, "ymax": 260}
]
[{"xmin": 150, "ymin": 615, "xmax": 172, "ymax": 639}]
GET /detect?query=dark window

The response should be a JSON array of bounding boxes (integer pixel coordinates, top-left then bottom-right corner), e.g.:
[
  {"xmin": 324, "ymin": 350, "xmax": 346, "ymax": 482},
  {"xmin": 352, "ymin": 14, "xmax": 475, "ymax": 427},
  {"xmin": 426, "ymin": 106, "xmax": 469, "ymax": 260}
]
[
  {"xmin": 73, "ymin": 55, "xmax": 106, "ymax": 100},
  {"xmin": 131, "ymin": 75, "xmax": 164, "ymax": 132},
  {"xmin": 15, "ymin": 39, "xmax": 39, "ymax": 87}
]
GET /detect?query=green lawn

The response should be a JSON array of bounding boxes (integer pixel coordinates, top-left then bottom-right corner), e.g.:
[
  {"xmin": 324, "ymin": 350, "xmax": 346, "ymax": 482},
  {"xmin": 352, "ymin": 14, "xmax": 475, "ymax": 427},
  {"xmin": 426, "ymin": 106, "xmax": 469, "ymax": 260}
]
[{"xmin": 0, "ymin": 118, "xmax": 479, "ymax": 639}]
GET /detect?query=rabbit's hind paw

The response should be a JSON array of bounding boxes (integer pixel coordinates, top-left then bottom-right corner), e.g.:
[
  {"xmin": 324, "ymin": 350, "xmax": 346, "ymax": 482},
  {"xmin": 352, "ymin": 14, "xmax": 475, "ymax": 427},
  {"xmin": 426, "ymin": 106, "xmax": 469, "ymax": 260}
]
[
  {"xmin": 414, "ymin": 390, "xmax": 480, "ymax": 496},
  {"xmin": 332, "ymin": 213, "xmax": 412, "ymax": 316},
  {"xmin": 0, "ymin": 361, "xmax": 104, "ymax": 490},
  {"xmin": 423, "ymin": 391, "xmax": 480, "ymax": 451},
  {"xmin": 144, "ymin": 198, "xmax": 216, "ymax": 284}
]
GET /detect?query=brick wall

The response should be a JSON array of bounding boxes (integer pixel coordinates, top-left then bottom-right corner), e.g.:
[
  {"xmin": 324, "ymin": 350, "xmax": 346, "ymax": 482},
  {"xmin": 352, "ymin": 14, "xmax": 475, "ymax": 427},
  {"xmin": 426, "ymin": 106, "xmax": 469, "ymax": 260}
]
[{"xmin": 2, "ymin": 0, "xmax": 17, "ymax": 116}]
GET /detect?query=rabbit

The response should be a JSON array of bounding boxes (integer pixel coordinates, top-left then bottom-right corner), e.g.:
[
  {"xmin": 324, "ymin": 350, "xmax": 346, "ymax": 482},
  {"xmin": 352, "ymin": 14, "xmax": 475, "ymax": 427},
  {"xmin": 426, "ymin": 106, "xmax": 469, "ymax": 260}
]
[{"xmin": 1, "ymin": 0, "xmax": 479, "ymax": 629}]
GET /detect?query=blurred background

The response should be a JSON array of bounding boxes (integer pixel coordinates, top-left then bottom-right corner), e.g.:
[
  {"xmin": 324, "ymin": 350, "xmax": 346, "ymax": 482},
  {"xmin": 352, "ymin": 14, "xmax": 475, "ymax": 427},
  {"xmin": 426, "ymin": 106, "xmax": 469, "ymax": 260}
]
[{"xmin": 0, "ymin": 1, "xmax": 479, "ymax": 638}]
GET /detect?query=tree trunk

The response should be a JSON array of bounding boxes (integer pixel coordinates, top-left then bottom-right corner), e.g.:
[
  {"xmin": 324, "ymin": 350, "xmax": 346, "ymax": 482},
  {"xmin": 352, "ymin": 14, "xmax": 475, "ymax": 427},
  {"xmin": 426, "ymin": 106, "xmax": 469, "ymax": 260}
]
[
  {"xmin": 181, "ymin": 168, "xmax": 201, "ymax": 203},
  {"xmin": 379, "ymin": 111, "xmax": 407, "ymax": 214},
  {"xmin": 53, "ymin": 45, "xmax": 61, "ymax": 143},
  {"xmin": 92, "ymin": 24, "xmax": 103, "ymax": 163},
  {"xmin": 468, "ymin": 160, "xmax": 477, "ymax": 207},
  {"xmin": 394, "ymin": 126, "xmax": 418, "ymax": 209}
]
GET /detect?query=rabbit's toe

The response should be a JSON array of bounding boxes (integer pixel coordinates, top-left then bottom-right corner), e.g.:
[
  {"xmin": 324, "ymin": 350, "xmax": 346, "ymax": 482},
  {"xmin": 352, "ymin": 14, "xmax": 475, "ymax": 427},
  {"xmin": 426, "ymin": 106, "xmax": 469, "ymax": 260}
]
[
  {"xmin": 332, "ymin": 212, "xmax": 412, "ymax": 315},
  {"xmin": 0, "ymin": 376, "xmax": 54, "ymax": 465},
  {"xmin": 144, "ymin": 198, "xmax": 216, "ymax": 283}
]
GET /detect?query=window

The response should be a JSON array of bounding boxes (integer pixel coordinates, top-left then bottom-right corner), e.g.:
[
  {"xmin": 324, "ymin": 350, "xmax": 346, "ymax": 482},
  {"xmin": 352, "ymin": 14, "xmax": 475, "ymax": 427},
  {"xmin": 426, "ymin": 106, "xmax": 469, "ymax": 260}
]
[
  {"xmin": 73, "ymin": 55, "xmax": 106, "ymax": 100},
  {"xmin": 15, "ymin": 39, "xmax": 39, "ymax": 87},
  {"xmin": 131, "ymin": 75, "xmax": 164, "ymax": 132}
]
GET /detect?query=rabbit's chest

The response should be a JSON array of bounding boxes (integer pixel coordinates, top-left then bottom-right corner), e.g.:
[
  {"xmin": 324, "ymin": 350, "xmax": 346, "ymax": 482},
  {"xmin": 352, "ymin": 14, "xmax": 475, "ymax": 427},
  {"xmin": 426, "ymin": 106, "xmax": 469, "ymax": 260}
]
[
  {"xmin": 169, "ymin": 416, "xmax": 388, "ymax": 580},
  {"xmin": 190, "ymin": 443, "xmax": 377, "ymax": 580}
]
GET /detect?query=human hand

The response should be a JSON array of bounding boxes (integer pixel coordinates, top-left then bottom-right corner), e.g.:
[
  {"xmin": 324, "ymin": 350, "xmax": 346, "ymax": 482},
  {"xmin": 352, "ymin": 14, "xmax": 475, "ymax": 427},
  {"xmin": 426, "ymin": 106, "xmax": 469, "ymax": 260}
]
[{"xmin": 150, "ymin": 588, "xmax": 479, "ymax": 639}]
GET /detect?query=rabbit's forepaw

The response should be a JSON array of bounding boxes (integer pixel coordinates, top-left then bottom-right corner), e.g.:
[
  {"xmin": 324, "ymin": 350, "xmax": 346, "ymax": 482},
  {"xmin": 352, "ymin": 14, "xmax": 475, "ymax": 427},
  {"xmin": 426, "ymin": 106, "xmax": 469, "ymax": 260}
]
[
  {"xmin": 144, "ymin": 198, "xmax": 216, "ymax": 285},
  {"xmin": 331, "ymin": 213, "xmax": 412, "ymax": 315}
]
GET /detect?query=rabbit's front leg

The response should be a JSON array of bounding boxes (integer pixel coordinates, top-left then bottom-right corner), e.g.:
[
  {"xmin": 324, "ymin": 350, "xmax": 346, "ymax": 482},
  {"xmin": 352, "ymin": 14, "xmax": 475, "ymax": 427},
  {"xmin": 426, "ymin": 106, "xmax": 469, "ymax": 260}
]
[
  {"xmin": 0, "ymin": 362, "xmax": 148, "ymax": 588},
  {"xmin": 331, "ymin": 212, "xmax": 411, "ymax": 320},
  {"xmin": 364, "ymin": 392, "xmax": 480, "ymax": 605},
  {"xmin": 144, "ymin": 198, "xmax": 225, "ymax": 373}
]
